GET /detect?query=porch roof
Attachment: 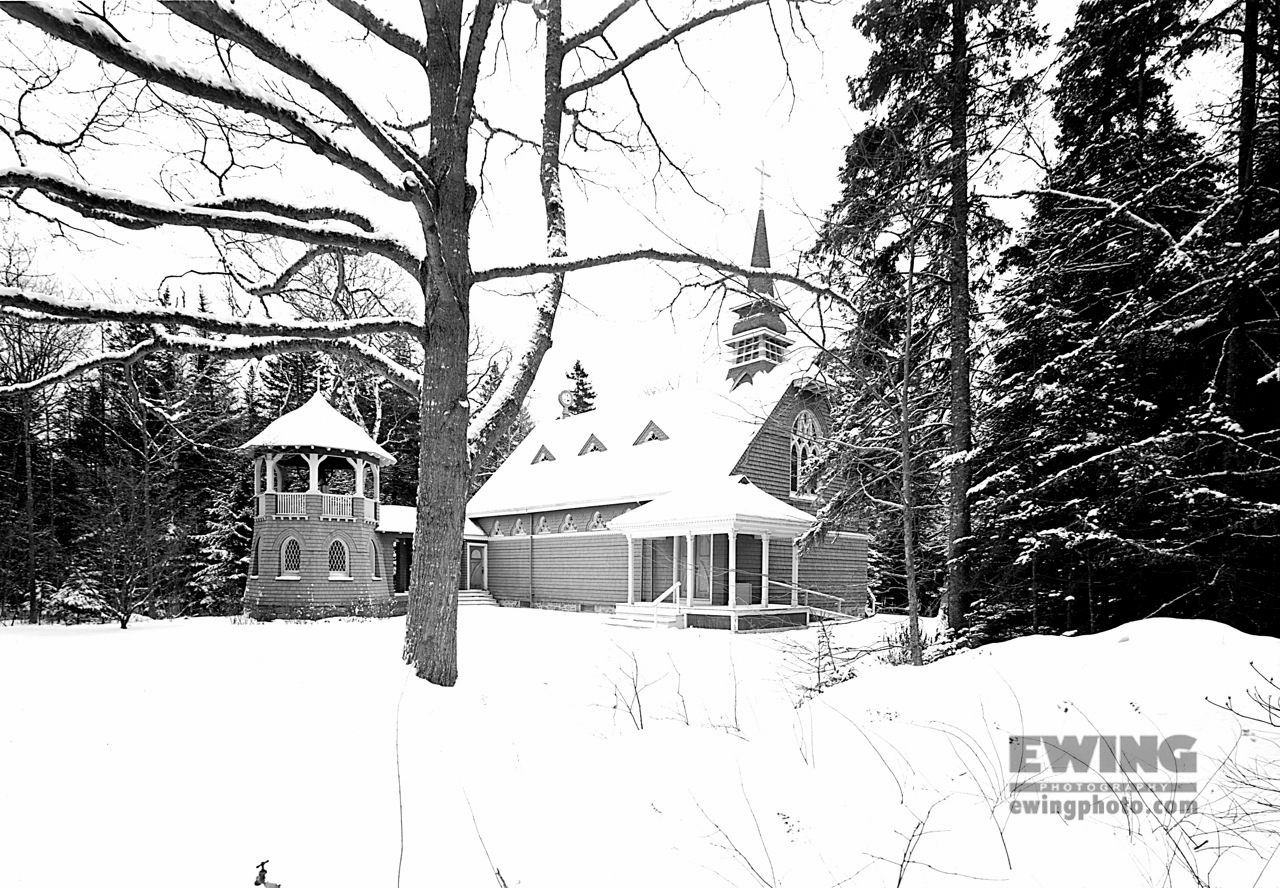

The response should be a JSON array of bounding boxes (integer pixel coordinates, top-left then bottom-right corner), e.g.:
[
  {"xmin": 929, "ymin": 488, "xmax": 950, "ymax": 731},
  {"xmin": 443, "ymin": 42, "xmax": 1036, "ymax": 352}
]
[{"xmin": 610, "ymin": 475, "xmax": 817, "ymax": 539}]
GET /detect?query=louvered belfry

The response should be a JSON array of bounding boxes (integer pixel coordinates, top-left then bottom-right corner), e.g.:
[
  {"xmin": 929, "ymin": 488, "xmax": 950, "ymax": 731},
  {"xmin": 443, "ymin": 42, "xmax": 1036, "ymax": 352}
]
[{"xmin": 726, "ymin": 207, "xmax": 793, "ymax": 386}]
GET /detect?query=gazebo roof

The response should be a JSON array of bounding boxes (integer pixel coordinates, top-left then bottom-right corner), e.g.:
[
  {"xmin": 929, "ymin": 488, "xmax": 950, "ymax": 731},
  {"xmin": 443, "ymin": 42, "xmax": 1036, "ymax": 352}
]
[
  {"xmin": 610, "ymin": 475, "xmax": 819, "ymax": 539},
  {"xmin": 241, "ymin": 392, "xmax": 395, "ymax": 464}
]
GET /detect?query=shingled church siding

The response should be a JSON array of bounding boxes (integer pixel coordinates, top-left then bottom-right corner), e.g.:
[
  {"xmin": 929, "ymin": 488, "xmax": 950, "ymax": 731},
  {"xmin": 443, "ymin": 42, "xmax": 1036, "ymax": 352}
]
[
  {"xmin": 732, "ymin": 387, "xmax": 829, "ymax": 513},
  {"xmin": 486, "ymin": 532, "xmax": 635, "ymax": 610},
  {"xmin": 799, "ymin": 534, "xmax": 869, "ymax": 612}
]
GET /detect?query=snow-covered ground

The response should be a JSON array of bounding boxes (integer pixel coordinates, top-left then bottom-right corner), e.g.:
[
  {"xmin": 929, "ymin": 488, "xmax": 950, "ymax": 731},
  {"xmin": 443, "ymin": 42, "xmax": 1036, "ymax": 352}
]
[{"xmin": 2, "ymin": 611, "xmax": 1277, "ymax": 887}]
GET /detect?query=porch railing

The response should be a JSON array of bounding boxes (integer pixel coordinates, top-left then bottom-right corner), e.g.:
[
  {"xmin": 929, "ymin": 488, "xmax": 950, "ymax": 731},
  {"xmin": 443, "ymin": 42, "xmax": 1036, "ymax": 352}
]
[
  {"xmin": 275, "ymin": 492, "xmax": 307, "ymax": 517},
  {"xmin": 321, "ymin": 493, "xmax": 356, "ymax": 519}
]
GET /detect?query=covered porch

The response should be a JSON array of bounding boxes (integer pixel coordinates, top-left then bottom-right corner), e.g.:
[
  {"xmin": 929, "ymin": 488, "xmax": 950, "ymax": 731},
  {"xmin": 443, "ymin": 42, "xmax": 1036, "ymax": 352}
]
[{"xmin": 610, "ymin": 476, "xmax": 826, "ymax": 631}]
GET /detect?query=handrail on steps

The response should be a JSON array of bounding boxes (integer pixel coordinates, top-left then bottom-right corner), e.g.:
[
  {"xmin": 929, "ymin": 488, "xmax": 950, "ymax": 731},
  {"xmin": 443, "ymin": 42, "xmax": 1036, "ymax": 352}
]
[{"xmin": 651, "ymin": 582, "xmax": 680, "ymax": 625}]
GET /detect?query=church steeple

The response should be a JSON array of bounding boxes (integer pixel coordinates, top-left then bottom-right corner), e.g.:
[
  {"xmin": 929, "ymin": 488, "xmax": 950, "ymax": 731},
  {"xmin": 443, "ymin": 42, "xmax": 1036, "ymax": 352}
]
[
  {"xmin": 747, "ymin": 207, "xmax": 774, "ymax": 296},
  {"xmin": 725, "ymin": 198, "xmax": 792, "ymax": 387}
]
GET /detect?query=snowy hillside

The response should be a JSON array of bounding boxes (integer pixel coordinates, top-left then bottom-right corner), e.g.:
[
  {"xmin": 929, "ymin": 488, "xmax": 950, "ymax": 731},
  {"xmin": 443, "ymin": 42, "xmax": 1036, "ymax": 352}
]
[{"xmin": 2, "ymin": 612, "xmax": 1276, "ymax": 888}]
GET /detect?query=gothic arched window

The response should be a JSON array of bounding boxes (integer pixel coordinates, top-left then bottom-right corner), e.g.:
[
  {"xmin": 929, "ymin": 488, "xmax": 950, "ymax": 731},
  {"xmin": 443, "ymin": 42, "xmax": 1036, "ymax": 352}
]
[
  {"xmin": 280, "ymin": 537, "xmax": 302, "ymax": 576},
  {"xmin": 790, "ymin": 410, "xmax": 819, "ymax": 498},
  {"xmin": 328, "ymin": 539, "xmax": 350, "ymax": 578}
]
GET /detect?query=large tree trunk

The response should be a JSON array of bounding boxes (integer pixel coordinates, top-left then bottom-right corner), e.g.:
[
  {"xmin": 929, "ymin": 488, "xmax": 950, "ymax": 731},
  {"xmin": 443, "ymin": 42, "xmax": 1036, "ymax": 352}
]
[
  {"xmin": 1225, "ymin": 0, "xmax": 1258, "ymax": 426},
  {"xmin": 404, "ymin": 305, "xmax": 469, "ymax": 686},
  {"xmin": 945, "ymin": 0, "xmax": 973, "ymax": 634}
]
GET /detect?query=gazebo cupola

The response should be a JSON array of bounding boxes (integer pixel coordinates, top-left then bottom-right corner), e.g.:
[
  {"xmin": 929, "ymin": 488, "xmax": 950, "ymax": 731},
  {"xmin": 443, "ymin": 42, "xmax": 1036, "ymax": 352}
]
[
  {"xmin": 238, "ymin": 392, "xmax": 399, "ymax": 620},
  {"xmin": 725, "ymin": 205, "xmax": 793, "ymax": 386}
]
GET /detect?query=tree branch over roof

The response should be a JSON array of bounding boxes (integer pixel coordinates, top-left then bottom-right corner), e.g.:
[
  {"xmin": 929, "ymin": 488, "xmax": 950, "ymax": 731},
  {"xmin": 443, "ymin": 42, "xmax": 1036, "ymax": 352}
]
[
  {"xmin": 0, "ymin": 320, "xmax": 422, "ymax": 398},
  {"xmin": 474, "ymin": 248, "xmax": 839, "ymax": 301}
]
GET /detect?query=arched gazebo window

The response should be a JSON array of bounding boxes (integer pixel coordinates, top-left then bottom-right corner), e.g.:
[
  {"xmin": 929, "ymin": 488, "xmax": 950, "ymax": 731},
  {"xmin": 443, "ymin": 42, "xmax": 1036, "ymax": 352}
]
[
  {"xmin": 251, "ymin": 541, "xmax": 260, "ymax": 577},
  {"xmin": 328, "ymin": 539, "xmax": 350, "ymax": 579},
  {"xmin": 280, "ymin": 537, "xmax": 302, "ymax": 576},
  {"xmin": 790, "ymin": 410, "xmax": 819, "ymax": 498},
  {"xmin": 369, "ymin": 541, "xmax": 380, "ymax": 578}
]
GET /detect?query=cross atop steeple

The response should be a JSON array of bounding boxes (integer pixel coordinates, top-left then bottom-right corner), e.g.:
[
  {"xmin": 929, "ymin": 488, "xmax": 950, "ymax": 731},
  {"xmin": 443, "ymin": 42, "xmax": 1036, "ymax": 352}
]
[{"xmin": 754, "ymin": 161, "xmax": 770, "ymax": 209}]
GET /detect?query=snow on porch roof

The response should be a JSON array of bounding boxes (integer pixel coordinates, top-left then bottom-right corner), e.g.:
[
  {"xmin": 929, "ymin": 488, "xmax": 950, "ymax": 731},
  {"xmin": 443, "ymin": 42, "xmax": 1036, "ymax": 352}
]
[
  {"xmin": 466, "ymin": 368, "xmax": 809, "ymax": 518},
  {"xmin": 610, "ymin": 475, "xmax": 818, "ymax": 538},
  {"xmin": 240, "ymin": 391, "xmax": 395, "ymax": 464},
  {"xmin": 378, "ymin": 504, "xmax": 486, "ymax": 539}
]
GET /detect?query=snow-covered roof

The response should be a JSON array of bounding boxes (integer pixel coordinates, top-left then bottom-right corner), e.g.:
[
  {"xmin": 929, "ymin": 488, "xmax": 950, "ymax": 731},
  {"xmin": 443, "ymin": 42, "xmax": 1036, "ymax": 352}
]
[
  {"xmin": 610, "ymin": 475, "xmax": 818, "ymax": 539},
  {"xmin": 378, "ymin": 504, "xmax": 485, "ymax": 539},
  {"xmin": 240, "ymin": 392, "xmax": 395, "ymax": 464},
  {"xmin": 466, "ymin": 364, "xmax": 811, "ymax": 517}
]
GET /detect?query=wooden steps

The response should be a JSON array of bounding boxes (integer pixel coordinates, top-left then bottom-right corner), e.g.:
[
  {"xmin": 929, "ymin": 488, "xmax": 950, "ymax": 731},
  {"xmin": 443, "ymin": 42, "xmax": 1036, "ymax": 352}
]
[
  {"xmin": 606, "ymin": 603, "xmax": 685, "ymax": 629},
  {"xmin": 458, "ymin": 590, "xmax": 499, "ymax": 607}
]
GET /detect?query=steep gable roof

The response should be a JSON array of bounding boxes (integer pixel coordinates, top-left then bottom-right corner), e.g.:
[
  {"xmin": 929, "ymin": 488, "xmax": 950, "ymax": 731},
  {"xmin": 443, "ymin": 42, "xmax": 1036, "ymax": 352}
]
[{"xmin": 467, "ymin": 362, "xmax": 811, "ymax": 517}]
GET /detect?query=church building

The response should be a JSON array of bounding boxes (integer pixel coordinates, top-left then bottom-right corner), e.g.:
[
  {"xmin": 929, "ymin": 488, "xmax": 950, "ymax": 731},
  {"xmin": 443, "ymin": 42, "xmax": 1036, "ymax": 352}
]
[
  {"xmin": 465, "ymin": 206, "xmax": 869, "ymax": 629},
  {"xmin": 240, "ymin": 206, "xmax": 870, "ymax": 629}
]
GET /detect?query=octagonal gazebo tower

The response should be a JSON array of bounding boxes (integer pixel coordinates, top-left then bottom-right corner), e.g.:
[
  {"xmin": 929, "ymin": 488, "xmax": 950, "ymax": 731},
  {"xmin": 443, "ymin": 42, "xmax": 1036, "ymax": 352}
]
[{"xmin": 240, "ymin": 392, "xmax": 398, "ymax": 620}]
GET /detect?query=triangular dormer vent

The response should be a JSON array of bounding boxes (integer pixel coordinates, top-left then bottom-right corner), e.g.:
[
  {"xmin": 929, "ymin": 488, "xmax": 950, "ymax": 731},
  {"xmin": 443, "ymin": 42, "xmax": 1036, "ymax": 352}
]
[
  {"xmin": 531, "ymin": 445, "xmax": 555, "ymax": 464},
  {"xmin": 578, "ymin": 434, "xmax": 607, "ymax": 455},
  {"xmin": 633, "ymin": 421, "xmax": 669, "ymax": 445}
]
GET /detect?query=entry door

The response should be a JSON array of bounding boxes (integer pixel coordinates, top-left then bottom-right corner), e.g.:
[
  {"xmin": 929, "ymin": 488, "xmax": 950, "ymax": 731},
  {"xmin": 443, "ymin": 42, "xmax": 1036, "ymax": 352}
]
[
  {"xmin": 466, "ymin": 543, "xmax": 486, "ymax": 590},
  {"xmin": 694, "ymin": 535, "xmax": 712, "ymax": 601},
  {"xmin": 394, "ymin": 538, "xmax": 412, "ymax": 594}
]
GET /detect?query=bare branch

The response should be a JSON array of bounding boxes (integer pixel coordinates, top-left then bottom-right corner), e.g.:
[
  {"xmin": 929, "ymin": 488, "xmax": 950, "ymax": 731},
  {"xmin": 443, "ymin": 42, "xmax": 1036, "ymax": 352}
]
[
  {"xmin": 562, "ymin": 0, "xmax": 767, "ymax": 98},
  {"xmin": 1, "ymin": 2, "xmax": 410, "ymax": 198}
]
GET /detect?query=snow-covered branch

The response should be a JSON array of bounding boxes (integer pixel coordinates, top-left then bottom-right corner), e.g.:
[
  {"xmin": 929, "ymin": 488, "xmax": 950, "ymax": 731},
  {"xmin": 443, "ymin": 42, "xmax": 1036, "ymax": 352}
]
[
  {"xmin": 563, "ymin": 0, "xmax": 640, "ymax": 52},
  {"xmin": 160, "ymin": 2, "xmax": 428, "ymax": 189},
  {"xmin": 474, "ymin": 248, "xmax": 838, "ymax": 301},
  {"xmin": 0, "ymin": 286, "xmax": 424, "ymax": 340},
  {"xmin": 1, "ymin": 2, "xmax": 410, "ymax": 199},
  {"xmin": 323, "ymin": 0, "xmax": 430, "ymax": 64},
  {"xmin": 0, "ymin": 168, "xmax": 423, "ymax": 276},
  {"xmin": 0, "ymin": 326, "xmax": 422, "ymax": 398}
]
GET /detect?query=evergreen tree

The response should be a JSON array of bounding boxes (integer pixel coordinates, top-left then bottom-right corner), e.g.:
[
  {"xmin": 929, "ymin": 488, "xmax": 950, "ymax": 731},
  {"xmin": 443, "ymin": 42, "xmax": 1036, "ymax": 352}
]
[
  {"xmin": 564, "ymin": 360, "xmax": 596, "ymax": 415},
  {"xmin": 972, "ymin": 0, "xmax": 1280, "ymax": 639},
  {"xmin": 809, "ymin": 0, "xmax": 1042, "ymax": 636}
]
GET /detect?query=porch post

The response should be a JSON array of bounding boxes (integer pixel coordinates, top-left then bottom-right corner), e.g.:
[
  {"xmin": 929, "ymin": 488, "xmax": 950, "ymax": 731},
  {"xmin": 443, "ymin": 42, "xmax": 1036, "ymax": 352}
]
[
  {"xmin": 685, "ymin": 532, "xmax": 694, "ymax": 608},
  {"xmin": 265, "ymin": 454, "xmax": 277, "ymax": 492},
  {"xmin": 672, "ymin": 535, "xmax": 679, "ymax": 596},
  {"xmin": 626, "ymin": 535, "xmax": 635, "ymax": 606},
  {"xmin": 355, "ymin": 458, "xmax": 366, "ymax": 496},
  {"xmin": 762, "ymin": 532, "xmax": 771, "ymax": 606},
  {"xmin": 306, "ymin": 453, "xmax": 321, "ymax": 492},
  {"xmin": 791, "ymin": 539, "xmax": 800, "ymax": 606},
  {"xmin": 728, "ymin": 529, "xmax": 737, "ymax": 607}
]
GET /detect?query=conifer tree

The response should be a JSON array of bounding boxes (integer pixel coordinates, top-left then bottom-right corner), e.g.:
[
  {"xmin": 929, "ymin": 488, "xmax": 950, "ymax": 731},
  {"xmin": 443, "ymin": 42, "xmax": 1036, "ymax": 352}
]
[
  {"xmin": 811, "ymin": 0, "xmax": 1042, "ymax": 635},
  {"xmin": 564, "ymin": 361, "xmax": 597, "ymax": 415},
  {"xmin": 972, "ymin": 0, "xmax": 1280, "ymax": 638}
]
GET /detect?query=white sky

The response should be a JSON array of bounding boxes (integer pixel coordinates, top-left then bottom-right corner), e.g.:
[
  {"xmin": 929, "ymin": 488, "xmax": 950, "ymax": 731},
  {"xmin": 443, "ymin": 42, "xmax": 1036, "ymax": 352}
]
[{"xmin": 1, "ymin": 0, "xmax": 1228, "ymax": 423}]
